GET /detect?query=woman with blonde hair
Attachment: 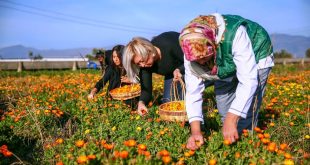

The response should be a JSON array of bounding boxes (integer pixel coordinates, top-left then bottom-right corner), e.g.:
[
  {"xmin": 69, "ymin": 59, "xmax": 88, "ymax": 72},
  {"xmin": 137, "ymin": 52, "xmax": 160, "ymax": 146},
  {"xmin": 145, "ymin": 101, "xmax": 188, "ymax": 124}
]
[{"xmin": 123, "ymin": 31, "xmax": 184, "ymax": 116}]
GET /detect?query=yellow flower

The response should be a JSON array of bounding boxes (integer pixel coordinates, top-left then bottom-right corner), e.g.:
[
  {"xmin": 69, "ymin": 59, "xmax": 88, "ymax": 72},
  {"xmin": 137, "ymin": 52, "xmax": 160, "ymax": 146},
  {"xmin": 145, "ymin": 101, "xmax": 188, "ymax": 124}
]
[
  {"xmin": 283, "ymin": 159, "xmax": 294, "ymax": 165},
  {"xmin": 112, "ymin": 126, "xmax": 116, "ymax": 131},
  {"xmin": 84, "ymin": 129, "xmax": 90, "ymax": 134}
]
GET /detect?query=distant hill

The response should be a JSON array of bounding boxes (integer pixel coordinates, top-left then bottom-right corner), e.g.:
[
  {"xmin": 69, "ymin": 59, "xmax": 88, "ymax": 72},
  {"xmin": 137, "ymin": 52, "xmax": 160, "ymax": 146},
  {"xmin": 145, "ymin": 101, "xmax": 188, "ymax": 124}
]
[
  {"xmin": 0, "ymin": 34, "xmax": 309, "ymax": 59},
  {"xmin": 270, "ymin": 34, "xmax": 310, "ymax": 58},
  {"xmin": 0, "ymin": 45, "xmax": 93, "ymax": 59}
]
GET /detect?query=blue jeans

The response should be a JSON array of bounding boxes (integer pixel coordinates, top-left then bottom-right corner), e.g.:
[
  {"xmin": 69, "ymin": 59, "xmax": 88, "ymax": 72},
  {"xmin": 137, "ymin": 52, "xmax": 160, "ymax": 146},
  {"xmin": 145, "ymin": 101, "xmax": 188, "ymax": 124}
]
[
  {"xmin": 162, "ymin": 77, "xmax": 184, "ymax": 103},
  {"xmin": 209, "ymin": 67, "xmax": 272, "ymax": 133}
]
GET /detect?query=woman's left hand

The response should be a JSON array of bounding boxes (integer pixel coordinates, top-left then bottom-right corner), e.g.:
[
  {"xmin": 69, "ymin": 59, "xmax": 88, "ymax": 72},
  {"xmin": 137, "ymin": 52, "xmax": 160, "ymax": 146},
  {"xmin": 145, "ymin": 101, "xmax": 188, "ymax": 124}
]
[
  {"xmin": 121, "ymin": 76, "xmax": 131, "ymax": 83},
  {"xmin": 222, "ymin": 112, "xmax": 240, "ymax": 144},
  {"xmin": 173, "ymin": 69, "xmax": 182, "ymax": 82},
  {"xmin": 137, "ymin": 101, "xmax": 148, "ymax": 116}
]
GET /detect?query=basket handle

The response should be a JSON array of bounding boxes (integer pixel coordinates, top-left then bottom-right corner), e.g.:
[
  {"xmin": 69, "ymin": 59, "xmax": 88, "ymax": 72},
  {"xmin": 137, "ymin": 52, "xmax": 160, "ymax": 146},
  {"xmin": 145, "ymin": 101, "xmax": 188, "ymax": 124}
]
[{"xmin": 169, "ymin": 79, "xmax": 186, "ymax": 102}]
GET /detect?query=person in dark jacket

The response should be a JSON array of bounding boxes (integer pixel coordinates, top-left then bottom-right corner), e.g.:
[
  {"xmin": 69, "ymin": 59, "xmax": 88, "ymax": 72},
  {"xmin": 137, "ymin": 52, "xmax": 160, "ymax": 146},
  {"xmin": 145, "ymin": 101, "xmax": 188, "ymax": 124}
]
[
  {"xmin": 88, "ymin": 45, "xmax": 131, "ymax": 99},
  {"xmin": 122, "ymin": 31, "xmax": 184, "ymax": 116},
  {"xmin": 95, "ymin": 50, "xmax": 105, "ymax": 74}
]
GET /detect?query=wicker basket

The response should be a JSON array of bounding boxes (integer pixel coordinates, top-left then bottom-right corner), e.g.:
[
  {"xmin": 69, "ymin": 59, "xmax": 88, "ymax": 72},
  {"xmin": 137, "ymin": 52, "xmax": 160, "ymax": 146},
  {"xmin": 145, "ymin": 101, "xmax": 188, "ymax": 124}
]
[
  {"xmin": 159, "ymin": 101, "xmax": 187, "ymax": 122},
  {"xmin": 110, "ymin": 84, "xmax": 141, "ymax": 100},
  {"xmin": 158, "ymin": 80, "xmax": 188, "ymax": 122}
]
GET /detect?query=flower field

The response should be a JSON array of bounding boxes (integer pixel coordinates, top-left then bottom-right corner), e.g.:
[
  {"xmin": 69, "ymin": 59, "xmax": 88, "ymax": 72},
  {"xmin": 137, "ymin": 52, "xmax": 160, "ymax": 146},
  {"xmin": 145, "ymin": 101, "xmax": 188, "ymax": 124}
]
[{"xmin": 0, "ymin": 64, "xmax": 309, "ymax": 165}]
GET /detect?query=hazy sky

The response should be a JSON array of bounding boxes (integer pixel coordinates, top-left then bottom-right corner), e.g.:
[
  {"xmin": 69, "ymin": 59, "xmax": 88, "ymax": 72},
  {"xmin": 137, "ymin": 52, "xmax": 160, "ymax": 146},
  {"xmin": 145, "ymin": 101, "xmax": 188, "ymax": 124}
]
[{"xmin": 0, "ymin": 0, "xmax": 309, "ymax": 49}]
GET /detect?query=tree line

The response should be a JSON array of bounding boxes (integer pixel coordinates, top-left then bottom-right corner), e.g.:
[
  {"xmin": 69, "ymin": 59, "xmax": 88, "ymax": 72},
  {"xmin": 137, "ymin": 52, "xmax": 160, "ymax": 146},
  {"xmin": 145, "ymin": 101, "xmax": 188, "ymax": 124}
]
[
  {"xmin": 274, "ymin": 48, "xmax": 310, "ymax": 58},
  {"xmin": 28, "ymin": 48, "xmax": 310, "ymax": 60}
]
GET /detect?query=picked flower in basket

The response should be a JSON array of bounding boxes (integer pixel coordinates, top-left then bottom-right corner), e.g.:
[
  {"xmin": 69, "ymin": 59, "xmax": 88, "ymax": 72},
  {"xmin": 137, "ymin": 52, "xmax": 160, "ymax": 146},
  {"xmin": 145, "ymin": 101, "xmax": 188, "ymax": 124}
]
[
  {"xmin": 158, "ymin": 79, "xmax": 188, "ymax": 122},
  {"xmin": 110, "ymin": 84, "xmax": 141, "ymax": 100}
]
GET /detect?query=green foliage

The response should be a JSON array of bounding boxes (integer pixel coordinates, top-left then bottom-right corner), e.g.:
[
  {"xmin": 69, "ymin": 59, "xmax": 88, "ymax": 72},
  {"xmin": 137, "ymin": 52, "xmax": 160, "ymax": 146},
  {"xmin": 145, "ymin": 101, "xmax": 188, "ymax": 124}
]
[
  {"xmin": 85, "ymin": 54, "xmax": 96, "ymax": 61},
  {"xmin": 92, "ymin": 48, "xmax": 105, "ymax": 56},
  {"xmin": 0, "ymin": 65, "xmax": 309, "ymax": 164},
  {"xmin": 28, "ymin": 51, "xmax": 43, "ymax": 60},
  {"xmin": 274, "ymin": 49, "xmax": 293, "ymax": 58},
  {"xmin": 88, "ymin": 48, "xmax": 105, "ymax": 61}
]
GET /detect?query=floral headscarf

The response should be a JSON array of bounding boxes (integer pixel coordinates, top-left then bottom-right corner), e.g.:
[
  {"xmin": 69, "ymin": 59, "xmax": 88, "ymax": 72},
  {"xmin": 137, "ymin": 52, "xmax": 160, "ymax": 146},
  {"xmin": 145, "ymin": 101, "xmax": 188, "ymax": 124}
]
[{"xmin": 179, "ymin": 15, "xmax": 217, "ymax": 62}]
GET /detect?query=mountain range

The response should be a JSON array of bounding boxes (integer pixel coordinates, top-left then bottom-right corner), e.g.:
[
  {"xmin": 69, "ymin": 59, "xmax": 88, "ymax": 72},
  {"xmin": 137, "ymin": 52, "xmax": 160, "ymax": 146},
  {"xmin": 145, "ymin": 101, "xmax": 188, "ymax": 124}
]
[
  {"xmin": 0, "ymin": 34, "xmax": 309, "ymax": 59},
  {"xmin": 270, "ymin": 34, "xmax": 310, "ymax": 58},
  {"xmin": 0, "ymin": 45, "xmax": 93, "ymax": 59}
]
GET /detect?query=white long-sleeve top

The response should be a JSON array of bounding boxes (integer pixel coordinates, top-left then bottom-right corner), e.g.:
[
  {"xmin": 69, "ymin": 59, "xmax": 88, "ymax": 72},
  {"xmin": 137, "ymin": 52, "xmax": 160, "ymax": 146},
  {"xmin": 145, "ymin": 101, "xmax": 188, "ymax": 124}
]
[{"xmin": 185, "ymin": 24, "xmax": 274, "ymax": 123}]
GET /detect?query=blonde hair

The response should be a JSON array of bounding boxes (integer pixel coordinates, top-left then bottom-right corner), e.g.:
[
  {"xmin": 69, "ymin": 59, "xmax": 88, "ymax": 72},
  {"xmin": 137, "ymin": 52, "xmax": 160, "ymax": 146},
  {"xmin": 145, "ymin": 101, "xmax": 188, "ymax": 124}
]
[{"xmin": 122, "ymin": 37, "xmax": 157, "ymax": 83}]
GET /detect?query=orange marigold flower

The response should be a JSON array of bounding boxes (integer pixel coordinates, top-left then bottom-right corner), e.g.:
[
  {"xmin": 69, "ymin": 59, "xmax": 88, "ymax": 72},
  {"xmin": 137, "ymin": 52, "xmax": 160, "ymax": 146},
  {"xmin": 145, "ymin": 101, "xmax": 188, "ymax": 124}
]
[
  {"xmin": 223, "ymin": 139, "xmax": 231, "ymax": 146},
  {"xmin": 55, "ymin": 138, "xmax": 64, "ymax": 144},
  {"xmin": 87, "ymin": 154, "xmax": 96, "ymax": 160},
  {"xmin": 159, "ymin": 150, "xmax": 170, "ymax": 157},
  {"xmin": 120, "ymin": 150, "xmax": 129, "ymax": 159},
  {"xmin": 77, "ymin": 155, "xmax": 88, "ymax": 164},
  {"xmin": 138, "ymin": 144, "xmax": 147, "ymax": 151},
  {"xmin": 209, "ymin": 159, "xmax": 217, "ymax": 165},
  {"xmin": 124, "ymin": 139, "xmax": 136, "ymax": 147},
  {"xmin": 75, "ymin": 140, "xmax": 85, "ymax": 148},
  {"xmin": 162, "ymin": 156, "xmax": 171, "ymax": 164}
]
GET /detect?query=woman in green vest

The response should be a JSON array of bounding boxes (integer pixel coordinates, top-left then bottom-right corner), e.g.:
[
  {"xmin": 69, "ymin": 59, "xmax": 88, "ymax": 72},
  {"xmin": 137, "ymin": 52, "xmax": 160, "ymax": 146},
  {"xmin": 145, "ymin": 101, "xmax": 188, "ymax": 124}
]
[{"xmin": 179, "ymin": 13, "xmax": 274, "ymax": 150}]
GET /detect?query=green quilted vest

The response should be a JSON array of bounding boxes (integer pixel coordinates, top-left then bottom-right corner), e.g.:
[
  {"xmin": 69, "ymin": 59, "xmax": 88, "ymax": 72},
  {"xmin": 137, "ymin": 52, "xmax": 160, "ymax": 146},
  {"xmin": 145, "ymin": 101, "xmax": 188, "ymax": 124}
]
[{"xmin": 216, "ymin": 15, "xmax": 273, "ymax": 79}]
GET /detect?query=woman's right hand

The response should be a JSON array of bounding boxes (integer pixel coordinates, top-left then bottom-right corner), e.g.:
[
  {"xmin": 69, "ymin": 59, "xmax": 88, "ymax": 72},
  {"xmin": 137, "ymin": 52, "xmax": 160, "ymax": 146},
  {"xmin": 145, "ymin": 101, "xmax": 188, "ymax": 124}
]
[
  {"xmin": 186, "ymin": 133, "xmax": 204, "ymax": 150},
  {"xmin": 137, "ymin": 101, "xmax": 148, "ymax": 116},
  {"xmin": 88, "ymin": 88, "xmax": 97, "ymax": 100},
  {"xmin": 87, "ymin": 94, "xmax": 94, "ymax": 100},
  {"xmin": 173, "ymin": 68, "xmax": 182, "ymax": 82},
  {"xmin": 186, "ymin": 121, "xmax": 204, "ymax": 150}
]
